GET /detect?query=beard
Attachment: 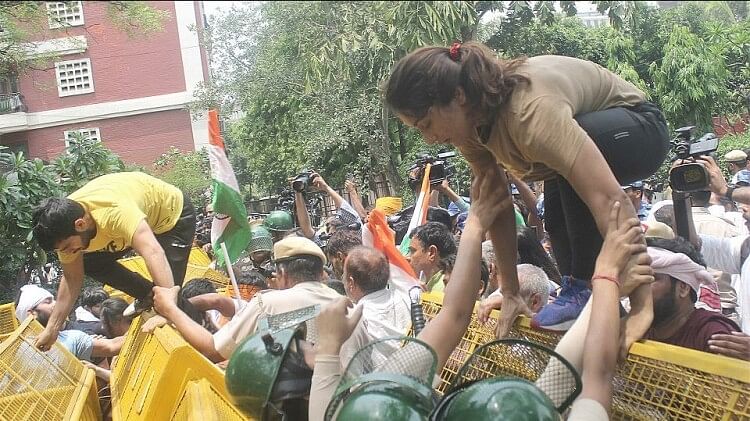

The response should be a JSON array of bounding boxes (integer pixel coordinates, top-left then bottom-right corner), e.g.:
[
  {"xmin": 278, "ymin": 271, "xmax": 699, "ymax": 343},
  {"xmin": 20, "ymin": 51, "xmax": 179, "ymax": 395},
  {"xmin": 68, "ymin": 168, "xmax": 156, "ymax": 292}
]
[
  {"xmin": 652, "ymin": 292, "xmax": 677, "ymax": 326},
  {"xmin": 35, "ymin": 311, "xmax": 50, "ymax": 327},
  {"xmin": 79, "ymin": 227, "xmax": 97, "ymax": 248}
]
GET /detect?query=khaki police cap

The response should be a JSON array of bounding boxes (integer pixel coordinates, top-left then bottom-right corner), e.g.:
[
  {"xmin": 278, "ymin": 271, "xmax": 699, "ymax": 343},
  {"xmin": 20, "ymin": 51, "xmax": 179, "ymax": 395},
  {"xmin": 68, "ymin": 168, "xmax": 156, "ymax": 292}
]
[
  {"xmin": 724, "ymin": 150, "xmax": 747, "ymax": 163},
  {"xmin": 273, "ymin": 236, "xmax": 327, "ymax": 265}
]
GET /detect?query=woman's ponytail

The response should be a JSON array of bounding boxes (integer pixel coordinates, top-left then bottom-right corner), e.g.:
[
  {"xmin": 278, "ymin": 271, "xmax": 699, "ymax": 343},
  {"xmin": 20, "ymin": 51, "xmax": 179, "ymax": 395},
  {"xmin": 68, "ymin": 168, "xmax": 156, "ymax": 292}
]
[{"xmin": 384, "ymin": 41, "xmax": 528, "ymax": 123}]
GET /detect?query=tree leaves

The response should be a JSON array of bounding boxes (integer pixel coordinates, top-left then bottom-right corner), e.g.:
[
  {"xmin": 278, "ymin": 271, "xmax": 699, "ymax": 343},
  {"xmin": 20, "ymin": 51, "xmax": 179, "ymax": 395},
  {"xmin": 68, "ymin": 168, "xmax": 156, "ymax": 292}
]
[
  {"xmin": 650, "ymin": 24, "xmax": 731, "ymax": 129},
  {"xmin": 0, "ymin": 136, "xmax": 124, "ymax": 303},
  {"xmin": 0, "ymin": 2, "xmax": 167, "ymax": 76}
]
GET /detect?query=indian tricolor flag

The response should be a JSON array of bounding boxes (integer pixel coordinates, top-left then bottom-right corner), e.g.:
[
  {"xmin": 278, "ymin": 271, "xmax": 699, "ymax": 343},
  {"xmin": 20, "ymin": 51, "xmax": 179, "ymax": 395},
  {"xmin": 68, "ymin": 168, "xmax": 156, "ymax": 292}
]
[
  {"xmin": 398, "ymin": 163, "xmax": 432, "ymax": 255},
  {"xmin": 363, "ymin": 208, "xmax": 419, "ymax": 293},
  {"xmin": 208, "ymin": 109, "xmax": 251, "ymax": 268}
]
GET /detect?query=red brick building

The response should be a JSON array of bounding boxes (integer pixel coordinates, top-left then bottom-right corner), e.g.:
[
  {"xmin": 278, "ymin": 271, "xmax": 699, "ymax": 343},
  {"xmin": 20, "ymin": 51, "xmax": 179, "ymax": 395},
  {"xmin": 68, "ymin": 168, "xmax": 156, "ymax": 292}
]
[{"xmin": 0, "ymin": 1, "xmax": 210, "ymax": 166}]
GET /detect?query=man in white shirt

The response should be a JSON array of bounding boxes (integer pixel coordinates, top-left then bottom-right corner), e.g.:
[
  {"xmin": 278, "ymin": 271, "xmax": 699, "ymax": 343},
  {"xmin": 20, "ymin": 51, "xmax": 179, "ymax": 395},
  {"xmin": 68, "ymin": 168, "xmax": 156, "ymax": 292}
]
[
  {"xmin": 338, "ymin": 246, "xmax": 411, "ymax": 369},
  {"xmin": 693, "ymin": 156, "xmax": 750, "ymax": 333},
  {"xmin": 689, "ymin": 189, "xmax": 741, "ymax": 320},
  {"xmin": 153, "ymin": 236, "xmax": 341, "ymax": 362}
]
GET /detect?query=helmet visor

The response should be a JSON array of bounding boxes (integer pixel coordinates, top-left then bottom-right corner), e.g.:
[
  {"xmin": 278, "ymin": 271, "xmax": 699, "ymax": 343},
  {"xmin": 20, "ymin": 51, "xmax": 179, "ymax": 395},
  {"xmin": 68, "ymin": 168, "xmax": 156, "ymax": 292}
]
[{"xmin": 448, "ymin": 339, "xmax": 581, "ymax": 412}]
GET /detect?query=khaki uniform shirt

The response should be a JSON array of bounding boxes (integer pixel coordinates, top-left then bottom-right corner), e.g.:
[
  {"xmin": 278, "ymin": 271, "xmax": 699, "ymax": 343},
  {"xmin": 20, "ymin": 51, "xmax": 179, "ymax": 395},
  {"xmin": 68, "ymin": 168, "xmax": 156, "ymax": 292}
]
[
  {"xmin": 213, "ymin": 281, "xmax": 341, "ymax": 359},
  {"xmin": 459, "ymin": 55, "xmax": 646, "ymax": 181}
]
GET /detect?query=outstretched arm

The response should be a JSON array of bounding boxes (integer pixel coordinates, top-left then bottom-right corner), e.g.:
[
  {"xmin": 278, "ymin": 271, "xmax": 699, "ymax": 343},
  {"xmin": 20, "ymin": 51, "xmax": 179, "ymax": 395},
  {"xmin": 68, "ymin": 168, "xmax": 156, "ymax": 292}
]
[
  {"xmin": 418, "ymin": 164, "xmax": 510, "ymax": 369},
  {"xmin": 312, "ymin": 173, "xmax": 345, "ymax": 209},
  {"xmin": 579, "ymin": 202, "xmax": 649, "ymax": 411},
  {"xmin": 567, "ymin": 139, "xmax": 653, "ymax": 359},
  {"xmin": 153, "ymin": 286, "xmax": 224, "ymax": 362},
  {"xmin": 475, "ymin": 163, "xmax": 527, "ymax": 339},
  {"xmin": 310, "ymin": 297, "xmax": 363, "ymax": 421},
  {"xmin": 132, "ymin": 220, "xmax": 176, "ymax": 288},
  {"xmin": 698, "ymin": 155, "xmax": 750, "ymax": 205},
  {"xmin": 345, "ymin": 180, "xmax": 368, "ymax": 220},
  {"xmin": 295, "ymin": 191, "xmax": 316, "ymax": 239},
  {"xmin": 188, "ymin": 293, "xmax": 237, "ymax": 318},
  {"xmin": 36, "ymin": 256, "xmax": 85, "ymax": 351}
]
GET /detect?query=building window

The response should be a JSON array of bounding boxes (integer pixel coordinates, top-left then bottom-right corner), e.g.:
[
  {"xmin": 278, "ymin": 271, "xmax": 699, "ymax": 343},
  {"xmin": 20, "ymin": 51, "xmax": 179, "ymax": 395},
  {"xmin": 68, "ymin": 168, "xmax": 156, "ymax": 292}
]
[
  {"xmin": 47, "ymin": 1, "xmax": 84, "ymax": 29},
  {"xmin": 64, "ymin": 127, "xmax": 101, "ymax": 147},
  {"xmin": 55, "ymin": 58, "xmax": 94, "ymax": 97}
]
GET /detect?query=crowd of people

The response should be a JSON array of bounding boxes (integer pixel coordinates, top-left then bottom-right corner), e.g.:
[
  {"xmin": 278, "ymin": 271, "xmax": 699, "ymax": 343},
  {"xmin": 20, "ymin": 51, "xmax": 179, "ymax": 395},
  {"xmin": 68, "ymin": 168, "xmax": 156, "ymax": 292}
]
[{"xmin": 16, "ymin": 41, "xmax": 750, "ymax": 419}]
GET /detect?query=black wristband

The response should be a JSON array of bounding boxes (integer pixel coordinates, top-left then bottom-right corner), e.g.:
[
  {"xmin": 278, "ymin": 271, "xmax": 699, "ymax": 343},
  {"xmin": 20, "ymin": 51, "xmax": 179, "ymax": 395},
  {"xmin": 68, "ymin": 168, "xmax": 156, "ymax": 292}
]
[{"xmin": 725, "ymin": 186, "xmax": 734, "ymax": 201}]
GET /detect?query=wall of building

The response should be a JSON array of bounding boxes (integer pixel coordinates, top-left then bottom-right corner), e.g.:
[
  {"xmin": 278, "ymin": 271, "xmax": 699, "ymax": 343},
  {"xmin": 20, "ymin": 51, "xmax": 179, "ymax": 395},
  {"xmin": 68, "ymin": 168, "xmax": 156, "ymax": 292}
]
[
  {"xmin": 18, "ymin": 1, "xmax": 186, "ymax": 113},
  {"xmin": 17, "ymin": 109, "xmax": 194, "ymax": 165}
]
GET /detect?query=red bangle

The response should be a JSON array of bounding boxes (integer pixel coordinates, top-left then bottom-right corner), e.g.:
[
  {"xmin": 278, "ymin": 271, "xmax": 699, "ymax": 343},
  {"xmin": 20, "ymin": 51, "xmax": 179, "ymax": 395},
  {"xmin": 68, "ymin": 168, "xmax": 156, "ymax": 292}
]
[{"xmin": 592, "ymin": 274, "xmax": 620, "ymax": 287}]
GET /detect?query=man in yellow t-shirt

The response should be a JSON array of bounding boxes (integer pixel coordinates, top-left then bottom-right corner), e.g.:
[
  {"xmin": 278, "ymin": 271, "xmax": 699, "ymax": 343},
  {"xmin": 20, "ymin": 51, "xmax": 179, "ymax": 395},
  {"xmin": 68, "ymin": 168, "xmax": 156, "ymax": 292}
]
[{"xmin": 31, "ymin": 172, "xmax": 197, "ymax": 351}]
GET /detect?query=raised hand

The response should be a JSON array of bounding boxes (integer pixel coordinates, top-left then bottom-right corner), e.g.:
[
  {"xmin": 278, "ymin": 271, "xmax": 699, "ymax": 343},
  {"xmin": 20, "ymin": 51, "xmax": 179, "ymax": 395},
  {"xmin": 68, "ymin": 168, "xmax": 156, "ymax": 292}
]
[
  {"xmin": 594, "ymin": 201, "xmax": 647, "ymax": 282},
  {"xmin": 316, "ymin": 297, "xmax": 363, "ymax": 355}
]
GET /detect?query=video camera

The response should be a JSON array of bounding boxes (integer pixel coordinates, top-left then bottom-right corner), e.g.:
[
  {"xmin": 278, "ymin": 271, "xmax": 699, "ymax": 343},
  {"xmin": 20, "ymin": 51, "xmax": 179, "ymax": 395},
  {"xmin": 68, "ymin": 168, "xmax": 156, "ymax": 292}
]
[
  {"xmin": 669, "ymin": 126, "xmax": 719, "ymax": 193},
  {"xmin": 291, "ymin": 170, "xmax": 319, "ymax": 193},
  {"xmin": 407, "ymin": 151, "xmax": 456, "ymax": 190}
]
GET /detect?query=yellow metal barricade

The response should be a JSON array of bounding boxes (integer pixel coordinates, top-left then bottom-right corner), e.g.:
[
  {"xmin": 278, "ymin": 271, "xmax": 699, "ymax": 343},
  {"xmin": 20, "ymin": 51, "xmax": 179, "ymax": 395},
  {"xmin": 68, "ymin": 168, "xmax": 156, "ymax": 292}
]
[
  {"xmin": 614, "ymin": 341, "xmax": 750, "ymax": 420},
  {"xmin": 171, "ymin": 379, "xmax": 249, "ymax": 421},
  {"xmin": 0, "ymin": 302, "xmax": 19, "ymax": 344},
  {"xmin": 419, "ymin": 292, "xmax": 750, "ymax": 420},
  {"xmin": 0, "ymin": 317, "xmax": 101, "ymax": 421},
  {"xmin": 104, "ymin": 247, "xmax": 229, "ymax": 299},
  {"xmin": 418, "ymin": 292, "xmax": 563, "ymax": 394},
  {"xmin": 110, "ymin": 315, "xmax": 249, "ymax": 421},
  {"xmin": 0, "ymin": 302, "xmax": 18, "ymax": 335}
]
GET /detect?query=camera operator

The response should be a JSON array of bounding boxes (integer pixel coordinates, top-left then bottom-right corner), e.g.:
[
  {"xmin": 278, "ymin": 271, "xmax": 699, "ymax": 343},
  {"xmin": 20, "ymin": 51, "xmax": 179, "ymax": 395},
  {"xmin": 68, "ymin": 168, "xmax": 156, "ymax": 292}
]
[
  {"xmin": 292, "ymin": 171, "xmax": 361, "ymax": 244},
  {"xmin": 689, "ymin": 155, "xmax": 750, "ymax": 335}
]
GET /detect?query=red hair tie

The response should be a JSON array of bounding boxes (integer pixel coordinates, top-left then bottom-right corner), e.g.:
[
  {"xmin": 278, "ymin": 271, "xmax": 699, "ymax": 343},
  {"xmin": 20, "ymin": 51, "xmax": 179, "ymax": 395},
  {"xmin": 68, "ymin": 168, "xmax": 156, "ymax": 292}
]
[{"xmin": 449, "ymin": 42, "xmax": 461, "ymax": 61}]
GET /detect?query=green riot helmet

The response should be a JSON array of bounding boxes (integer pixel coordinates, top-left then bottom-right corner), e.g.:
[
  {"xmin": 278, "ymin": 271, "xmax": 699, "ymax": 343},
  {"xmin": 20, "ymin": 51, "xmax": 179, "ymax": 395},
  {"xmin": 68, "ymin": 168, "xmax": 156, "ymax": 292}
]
[
  {"xmin": 326, "ymin": 337, "xmax": 438, "ymax": 421},
  {"xmin": 431, "ymin": 339, "xmax": 581, "ymax": 421},
  {"xmin": 433, "ymin": 378, "xmax": 559, "ymax": 421},
  {"xmin": 264, "ymin": 211, "xmax": 294, "ymax": 233},
  {"xmin": 249, "ymin": 225, "xmax": 274, "ymax": 254},
  {"xmin": 226, "ymin": 305, "xmax": 320, "ymax": 421}
]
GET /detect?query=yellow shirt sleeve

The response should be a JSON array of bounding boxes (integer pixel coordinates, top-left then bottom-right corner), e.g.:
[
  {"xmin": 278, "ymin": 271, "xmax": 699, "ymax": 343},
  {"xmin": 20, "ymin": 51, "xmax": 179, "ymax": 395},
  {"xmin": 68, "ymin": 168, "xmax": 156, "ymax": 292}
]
[{"xmin": 511, "ymin": 95, "xmax": 590, "ymax": 180}]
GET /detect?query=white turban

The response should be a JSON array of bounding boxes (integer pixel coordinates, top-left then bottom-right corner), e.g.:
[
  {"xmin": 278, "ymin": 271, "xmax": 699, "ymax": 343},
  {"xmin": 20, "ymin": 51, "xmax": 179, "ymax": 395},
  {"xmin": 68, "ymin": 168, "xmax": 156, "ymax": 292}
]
[
  {"xmin": 15, "ymin": 284, "xmax": 53, "ymax": 322},
  {"xmin": 647, "ymin": 247, "xmax": 713, "ymax": 294}
]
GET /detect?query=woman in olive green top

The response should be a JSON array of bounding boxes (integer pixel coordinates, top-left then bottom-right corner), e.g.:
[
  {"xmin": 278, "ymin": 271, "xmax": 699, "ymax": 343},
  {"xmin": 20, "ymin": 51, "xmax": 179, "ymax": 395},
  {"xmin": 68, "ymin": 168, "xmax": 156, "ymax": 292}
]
[{"xmin": 385, "ymin": 42, "xmax": 668, "ymax": 347}]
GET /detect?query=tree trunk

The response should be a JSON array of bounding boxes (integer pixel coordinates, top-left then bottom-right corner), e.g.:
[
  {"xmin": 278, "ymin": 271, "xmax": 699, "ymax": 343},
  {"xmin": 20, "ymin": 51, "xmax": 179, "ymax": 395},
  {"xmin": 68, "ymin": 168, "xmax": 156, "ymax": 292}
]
[
  {"xmin": 377, "ymin": 107, "xmax": 403, "ymax": 195},
  {"xmin": 397, "ymin": 121, "xmax": 407, "ymax": 161}
]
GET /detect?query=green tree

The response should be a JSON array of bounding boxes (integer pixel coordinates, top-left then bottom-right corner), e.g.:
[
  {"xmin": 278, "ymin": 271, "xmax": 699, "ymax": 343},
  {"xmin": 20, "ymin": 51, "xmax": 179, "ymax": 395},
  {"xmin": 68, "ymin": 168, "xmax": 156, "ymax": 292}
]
[
  {"xmin": 198, "ymin": 1, "xmax": 641, "ymax": 199},
  {"xmin": 650, "ymin": 25, "xmax": 730, "ymax": 129},
  {"xmin": 151, "ymin": 147, "xmax": 210, "ymax": 208},
  {"xmin": 0, "ymin": 1, "xmax": 168, "ymax": 75},
  {"xmin": 0, "ymin": 137, "xmax": 124, "ymax": 304}
]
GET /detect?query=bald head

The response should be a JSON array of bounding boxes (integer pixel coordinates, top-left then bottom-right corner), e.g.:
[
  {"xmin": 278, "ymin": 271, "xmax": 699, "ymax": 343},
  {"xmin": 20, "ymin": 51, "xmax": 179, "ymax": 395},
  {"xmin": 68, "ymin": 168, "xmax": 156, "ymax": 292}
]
[{"xmin": 344, "ymin": 246, "xmax": 390, "ymax": 295}]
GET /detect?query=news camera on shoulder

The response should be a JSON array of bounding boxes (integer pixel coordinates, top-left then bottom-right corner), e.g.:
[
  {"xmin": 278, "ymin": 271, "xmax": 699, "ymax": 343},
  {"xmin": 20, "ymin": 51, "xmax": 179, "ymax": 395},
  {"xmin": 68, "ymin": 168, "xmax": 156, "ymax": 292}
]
[
  {"xmin": 407, "ymin": 151, "xmax": 457, "ymax": 191},
  {"xmin": 669, "ymin": 126, "xmax": 719, "ymax": 193}
]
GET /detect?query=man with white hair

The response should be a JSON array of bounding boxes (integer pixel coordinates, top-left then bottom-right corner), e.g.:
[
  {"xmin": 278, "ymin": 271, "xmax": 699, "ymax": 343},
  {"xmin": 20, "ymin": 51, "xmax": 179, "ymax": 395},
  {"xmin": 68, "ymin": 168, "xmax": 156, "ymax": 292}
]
[
  {"xmin": 15, "ymin": 284, "xmax": 123, "ymax": 361},
  {"xmin": 476, "ymin": 264, "xmax": 551, "ymax": 323}
]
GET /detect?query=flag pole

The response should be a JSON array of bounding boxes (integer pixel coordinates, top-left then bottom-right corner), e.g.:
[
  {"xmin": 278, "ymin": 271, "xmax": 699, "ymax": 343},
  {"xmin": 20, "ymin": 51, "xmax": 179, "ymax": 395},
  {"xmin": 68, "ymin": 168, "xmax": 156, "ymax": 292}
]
[{"xmin": 221, "ymin": 242, "xmax": 245, "ymax": 310}]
